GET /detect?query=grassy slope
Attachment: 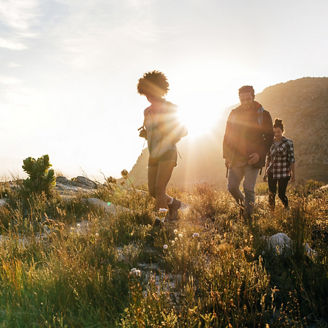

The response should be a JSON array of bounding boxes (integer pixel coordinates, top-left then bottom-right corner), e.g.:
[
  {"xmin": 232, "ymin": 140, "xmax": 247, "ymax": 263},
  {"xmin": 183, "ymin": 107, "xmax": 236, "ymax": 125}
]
[{"xmin": 0, "ymin": 180, "xmax": 327, "ymax": 327}]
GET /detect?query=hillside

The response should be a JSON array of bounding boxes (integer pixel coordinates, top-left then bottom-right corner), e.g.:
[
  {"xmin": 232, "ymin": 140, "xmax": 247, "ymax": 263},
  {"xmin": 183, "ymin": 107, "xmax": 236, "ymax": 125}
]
[{"xmin": 129, "ymin": 77, "xmax": 328, "ymax": 186}]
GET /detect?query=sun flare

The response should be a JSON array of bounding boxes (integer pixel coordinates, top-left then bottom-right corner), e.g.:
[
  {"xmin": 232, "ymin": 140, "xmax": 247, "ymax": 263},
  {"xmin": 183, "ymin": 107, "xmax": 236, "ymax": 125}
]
[{"xmin": 176, "ymin": 98, "xmax": 225, "ymax": 139}]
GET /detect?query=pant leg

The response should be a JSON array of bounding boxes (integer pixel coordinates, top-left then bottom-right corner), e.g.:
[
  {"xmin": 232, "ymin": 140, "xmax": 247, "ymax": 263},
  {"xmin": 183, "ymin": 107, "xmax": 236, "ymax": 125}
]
[
  {"xmin": 154, "ymin": 160, "xmax": 176, "ymax": 210},
  {"xmin": 227, "ymin": 166, "xmax": 245, "ymax": 205},
  {"xmin": 278, "ymin": 177, "xmax": 290, "ymax": 208},
  {"xmin": 268, "ymin": 172, "xmax": 277, "ymax": 209},
  {"xmin": 243, "ymin": 165, "xmax": 259, "ymax": 217}
]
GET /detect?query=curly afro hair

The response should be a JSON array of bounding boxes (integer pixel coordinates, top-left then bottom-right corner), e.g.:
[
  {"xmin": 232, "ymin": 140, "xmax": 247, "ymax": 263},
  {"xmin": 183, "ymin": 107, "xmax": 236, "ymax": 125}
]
[{"xmin": 137, "ymin": 70, "xmax": 169, "ymax": 98}]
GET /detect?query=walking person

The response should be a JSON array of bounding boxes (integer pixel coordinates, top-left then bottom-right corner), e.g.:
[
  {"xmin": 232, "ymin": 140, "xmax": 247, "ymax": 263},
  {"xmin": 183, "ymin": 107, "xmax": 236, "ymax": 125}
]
[
  {"xmin": 223, "ymin": 85, "xmax": 274, "ymax": 221},
  {"xmin": 137, "ymin": 70, "xmax": 187, "ymax": 220},
  {"xmin": 264, "ymin": 119, "xmax": 295, "ymax": 210}
]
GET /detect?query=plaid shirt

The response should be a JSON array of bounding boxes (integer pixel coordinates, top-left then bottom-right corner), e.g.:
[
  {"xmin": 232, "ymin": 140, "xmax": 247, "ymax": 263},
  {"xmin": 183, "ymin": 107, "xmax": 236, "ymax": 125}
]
[{"xmin": 266, "ymin": 137, "xmax": 295, "ymax": 179}]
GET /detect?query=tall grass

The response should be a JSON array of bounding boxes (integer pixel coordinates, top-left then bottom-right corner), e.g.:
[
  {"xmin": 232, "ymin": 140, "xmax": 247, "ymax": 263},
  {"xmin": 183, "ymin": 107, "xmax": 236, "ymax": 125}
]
[{"xmin": 0, "ymin": 181, "xmax": 327, "ymax": 327}]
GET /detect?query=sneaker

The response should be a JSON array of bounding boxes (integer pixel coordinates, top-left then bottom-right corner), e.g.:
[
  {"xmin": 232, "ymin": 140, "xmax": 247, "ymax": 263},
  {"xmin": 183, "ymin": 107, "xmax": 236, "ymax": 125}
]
[{"xmin": 166, "ymin": 198, "xmax": 181, "ymax": 221}]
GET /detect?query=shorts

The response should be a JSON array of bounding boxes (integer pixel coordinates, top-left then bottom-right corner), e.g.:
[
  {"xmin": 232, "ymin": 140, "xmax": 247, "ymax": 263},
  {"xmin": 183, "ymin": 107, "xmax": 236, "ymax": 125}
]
[{"xmin": 148, "ymin": 149, "xmax": 178, "ymax": 167}]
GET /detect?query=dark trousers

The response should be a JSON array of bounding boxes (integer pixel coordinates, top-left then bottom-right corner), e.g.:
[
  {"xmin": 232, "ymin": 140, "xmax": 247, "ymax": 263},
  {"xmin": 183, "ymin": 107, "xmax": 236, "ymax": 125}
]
[{"xmin": 268, "ymin": 172, "xmax": 290, "ymax": 209}]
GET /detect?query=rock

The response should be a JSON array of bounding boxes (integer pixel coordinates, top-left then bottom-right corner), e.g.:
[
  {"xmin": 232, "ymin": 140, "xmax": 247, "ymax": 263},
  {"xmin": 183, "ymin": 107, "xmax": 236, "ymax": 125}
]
[
  {"xmin": 304, "ymin": 242, "xmax": 317, "ymax": 258},
  {"xmin": 265, "ymin": 232, "xmax": 317, "ymax": 258},
  {"xmin": 56, "ymin": 176, "xmax": 70, "ymax": 185},
  {"xmin": 55, "ymin": 183, "xmax": 81, "ymax": 192},
  {"xmin": 71, "ymin": 176, "xmax": 97, "ymax": 189},
  {"xmin": 86, "ymin": 198, "xmax": 130, "ymax": 214},
  {"xmin": 267, "ymin": 233, "xmax": 292, "ymax": 255}
]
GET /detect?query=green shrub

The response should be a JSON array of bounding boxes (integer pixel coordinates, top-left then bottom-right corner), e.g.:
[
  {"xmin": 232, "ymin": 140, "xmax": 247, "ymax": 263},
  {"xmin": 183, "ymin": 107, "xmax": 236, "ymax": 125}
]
[{"xmin": 21, "ymin": 155, "xmax": 56, "ymax": 199}]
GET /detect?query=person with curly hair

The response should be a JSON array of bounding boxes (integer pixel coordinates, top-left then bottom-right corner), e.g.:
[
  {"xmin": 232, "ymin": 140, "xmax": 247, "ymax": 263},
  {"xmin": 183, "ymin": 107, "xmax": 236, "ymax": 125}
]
[
  {"xmin": 264, "ymin": 119, "xmax": 295, "ymax": 210},
  {"xmin": 137, "ymin": 70, "xmax": 187, "ymax": 220}
]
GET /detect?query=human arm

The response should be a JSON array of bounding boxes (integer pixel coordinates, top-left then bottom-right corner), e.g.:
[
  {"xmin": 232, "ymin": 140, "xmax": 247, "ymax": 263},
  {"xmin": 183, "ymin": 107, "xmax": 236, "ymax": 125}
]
[
  {"xmin": 290, "ymin": 163, "xmax": 295, "ymax": 182},
  {"xmin": 287, "ymin": 140, "xmax": 296, "ymax": 182},
  {"xmin": 223, "ymin": 111, "xmax": 235, "ymax": 166}
]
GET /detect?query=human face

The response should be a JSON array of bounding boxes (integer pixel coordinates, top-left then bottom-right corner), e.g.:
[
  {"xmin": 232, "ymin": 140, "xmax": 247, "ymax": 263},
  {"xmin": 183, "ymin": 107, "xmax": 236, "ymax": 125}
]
[
  {"xmin": 146, "ymin": 94, "xmax": 162, "ymax": 104},
  {"xmin": 239, "ymin": 92, "xmax": 254, "ymax": 105},
  {"xmin": 273, "ymin": 127, "xmax": 283, "ymax": 140}
]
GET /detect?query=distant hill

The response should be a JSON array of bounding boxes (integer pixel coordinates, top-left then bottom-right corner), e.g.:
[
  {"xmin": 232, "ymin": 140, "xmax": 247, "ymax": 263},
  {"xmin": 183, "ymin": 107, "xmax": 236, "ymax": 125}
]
[{"xmin": 129, "ymin": 77, "xmax": 328, "ymax": 187}]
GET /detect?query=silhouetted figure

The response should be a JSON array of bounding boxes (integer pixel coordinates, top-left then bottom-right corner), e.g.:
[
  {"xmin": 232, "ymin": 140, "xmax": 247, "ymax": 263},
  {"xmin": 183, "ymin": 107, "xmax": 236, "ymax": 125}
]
[
  {"xmin": 264, "ymin": 119, "xmax": 295, "ymax": 210},
  {"xmin": 223, "ymin": 85, "xmax": 273, "ymax": 220},
  {"xmin": 137, "ymin": 71, "xmax": 187, "ymax": 220}
]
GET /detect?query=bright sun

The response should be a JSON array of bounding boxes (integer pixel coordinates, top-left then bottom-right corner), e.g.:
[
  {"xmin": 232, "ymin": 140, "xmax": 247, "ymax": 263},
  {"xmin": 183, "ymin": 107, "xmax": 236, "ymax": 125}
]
[{"xmin": 176, "ymin": 98, "xmax": 224, "ymax": 139}]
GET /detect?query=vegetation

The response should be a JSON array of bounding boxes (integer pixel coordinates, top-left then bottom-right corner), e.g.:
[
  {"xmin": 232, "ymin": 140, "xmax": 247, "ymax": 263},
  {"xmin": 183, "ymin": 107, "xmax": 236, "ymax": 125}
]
[
  {"xmin": 0, "ymin": 176, "xmax": 327, "ymax": 327},
  {"xmin": 21, "ymin": 155, "xmax": 56, "ymax": 199}
]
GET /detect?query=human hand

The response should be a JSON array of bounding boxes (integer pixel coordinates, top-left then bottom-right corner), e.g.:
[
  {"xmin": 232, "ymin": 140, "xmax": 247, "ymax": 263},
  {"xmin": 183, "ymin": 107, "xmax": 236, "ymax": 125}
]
[
  {"xmin": 225, "ymin": 159, "xmax": 231, "ymax": 168},
  {"xmin": 290, "ymin": 171, "xmax": 295, "ymax": 183},
  {"xmin": 138, "ymin": 127, "xmax": 147, "ymax": 139},
  {"xmin": 263, "ymin": 174, "xmax": 268, "ymax": 182},
  {"xmin": 248, "ymin": 153, "xmax": 260, "ymax": 165}
]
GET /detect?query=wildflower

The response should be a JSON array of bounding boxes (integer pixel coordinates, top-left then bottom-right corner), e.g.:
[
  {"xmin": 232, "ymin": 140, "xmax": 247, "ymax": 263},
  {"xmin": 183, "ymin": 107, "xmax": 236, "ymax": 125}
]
[
  {"xmin": 163, "ymin": 244, "xmax": 168, "ymax": 250},
  {"xmin": 171, "ymin": 240, "xmax": 175, "ymax": 245},
  {"xmin": 130, "ymin": 268, "xmax": 141, "ymax": 277},
  {"xmin": 95, "ymin": 232, "xmax": 99, "ymax": 238},
  {"xmin": 174, "ymin": 229, "xmax": 178, "ymax": 234},
  {"xmin": 77, "ymin": 223, "xmax": 81, "ymax": 228},
  {"xmin": 192, "ymin": 232, "xmax": 199, "ymax": 238},
  {"xmin": 107, "ymin": 176, "xmax": 117, "ymax": 184},
  {"xmin": 121, "ymin": 169, "xmax": 128, "ymax": 178},
  {"xmin": 178, "ymin": 233, "xmax": 183, "ymax": 238}
]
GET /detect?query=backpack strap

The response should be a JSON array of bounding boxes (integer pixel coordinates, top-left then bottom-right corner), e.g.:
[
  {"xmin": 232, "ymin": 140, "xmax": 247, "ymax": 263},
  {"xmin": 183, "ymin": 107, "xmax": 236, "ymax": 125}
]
[{"xmin": 257, "ymin": 106, "xmax": 264, "ymax": 126}]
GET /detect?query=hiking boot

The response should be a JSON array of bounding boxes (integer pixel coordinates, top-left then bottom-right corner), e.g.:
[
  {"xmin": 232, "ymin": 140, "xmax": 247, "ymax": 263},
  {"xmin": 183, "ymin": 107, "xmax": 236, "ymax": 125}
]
[{"xmin": 166, "ymin": 198, "xmax": 181, "ymax": 221}]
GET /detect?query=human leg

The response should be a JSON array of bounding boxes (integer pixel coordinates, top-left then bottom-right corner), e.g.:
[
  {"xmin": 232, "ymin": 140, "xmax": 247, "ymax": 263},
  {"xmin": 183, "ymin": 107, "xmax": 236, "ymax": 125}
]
[
  {"xmin": 227, "ymin": 166, "xmax": 245, "ymax": 205},
  {"xmin": 243, "ymin": 165, "xmax": 259, "ymax": 217},
  {"xmin": 148, "ymin": 163, "xmax": 158, "ymax": 199},
  {"xmin": 154, "ymin": 160, "xmax": 176, "ymax": 210},
  {"xmin": 268, "ymin": 172, "xmax": 277, "ymax": 210},
  {"xmin": 278, "ymin": 177, "xmax": 290, "ymax": 208}
]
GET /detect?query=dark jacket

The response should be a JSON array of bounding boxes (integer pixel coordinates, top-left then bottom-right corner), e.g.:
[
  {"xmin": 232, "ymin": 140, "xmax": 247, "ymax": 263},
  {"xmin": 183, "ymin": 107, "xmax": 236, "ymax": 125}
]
[{"xmin": 223, "ymin": 101, "xmax": 273, "ymax": 168}]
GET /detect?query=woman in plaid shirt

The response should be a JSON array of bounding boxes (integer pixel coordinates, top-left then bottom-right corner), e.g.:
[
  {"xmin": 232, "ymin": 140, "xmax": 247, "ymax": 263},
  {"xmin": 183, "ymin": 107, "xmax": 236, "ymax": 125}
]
[{"xmin": 264, "ymin": 119, "xmax": 295, "ymax": 209}]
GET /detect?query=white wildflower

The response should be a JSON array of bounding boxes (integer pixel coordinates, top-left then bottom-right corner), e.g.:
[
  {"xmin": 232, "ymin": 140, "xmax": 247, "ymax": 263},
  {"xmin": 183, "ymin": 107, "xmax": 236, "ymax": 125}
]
[
  {"xmin": 192, "ymin": 232, "xmax": 199, "ymax": 238},
  {"xmin": 163, "ymin": 244, "xmax": 168, "ymax": 250},
  {"xmin": 130, "ymin": 268, "xmax": 141, "ymax": 277}
]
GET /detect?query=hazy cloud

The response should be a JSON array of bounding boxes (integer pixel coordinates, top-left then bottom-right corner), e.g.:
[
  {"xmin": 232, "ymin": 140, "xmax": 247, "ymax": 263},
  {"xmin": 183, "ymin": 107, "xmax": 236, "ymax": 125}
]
[{"xmin": 0, "ymin": 36, "xmax": 26, "ymax": 50}]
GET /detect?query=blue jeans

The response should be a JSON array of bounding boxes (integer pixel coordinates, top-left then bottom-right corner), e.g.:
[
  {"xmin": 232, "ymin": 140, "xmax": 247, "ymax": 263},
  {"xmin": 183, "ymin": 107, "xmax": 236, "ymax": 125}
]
[{"xmin": 227, "ymin": 165, "xmax": 259, "ymax": 217}]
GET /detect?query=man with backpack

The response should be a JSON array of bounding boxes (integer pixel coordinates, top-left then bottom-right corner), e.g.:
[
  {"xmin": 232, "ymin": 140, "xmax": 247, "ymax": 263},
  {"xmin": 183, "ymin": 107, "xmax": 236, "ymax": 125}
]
[{"xmin": 223, "ymin": 85, "xmax": 273, "ymax": 220}]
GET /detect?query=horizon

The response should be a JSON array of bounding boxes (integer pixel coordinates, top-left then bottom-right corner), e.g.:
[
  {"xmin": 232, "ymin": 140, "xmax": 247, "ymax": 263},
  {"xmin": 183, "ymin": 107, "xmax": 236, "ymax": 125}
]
[{"xmin": 1, "ymin": 0, "xmax": 328, "ymax": 179}]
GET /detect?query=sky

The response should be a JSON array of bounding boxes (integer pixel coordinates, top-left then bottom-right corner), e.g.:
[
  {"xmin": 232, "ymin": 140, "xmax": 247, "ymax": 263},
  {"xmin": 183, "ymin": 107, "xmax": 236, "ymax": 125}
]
[{"xmin": 0, "ymin": 0, "xmax": 327, "ymax": 179}]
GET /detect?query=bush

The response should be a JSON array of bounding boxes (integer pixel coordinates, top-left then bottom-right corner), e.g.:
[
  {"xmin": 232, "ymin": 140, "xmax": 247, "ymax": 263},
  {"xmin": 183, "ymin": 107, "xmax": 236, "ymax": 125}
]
[{"xmin": 21, "ymin": 154, "xmax": 56, "ymax": 199}]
